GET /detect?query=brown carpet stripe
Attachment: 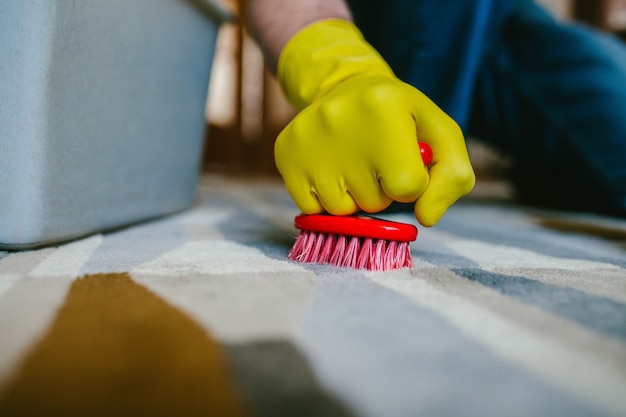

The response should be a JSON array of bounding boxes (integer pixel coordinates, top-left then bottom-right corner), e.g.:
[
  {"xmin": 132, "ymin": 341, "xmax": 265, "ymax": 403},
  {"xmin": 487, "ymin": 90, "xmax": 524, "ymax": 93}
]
[{"xmin": 0, "ymin": 273, "xmax": 248, "ymax": 417}]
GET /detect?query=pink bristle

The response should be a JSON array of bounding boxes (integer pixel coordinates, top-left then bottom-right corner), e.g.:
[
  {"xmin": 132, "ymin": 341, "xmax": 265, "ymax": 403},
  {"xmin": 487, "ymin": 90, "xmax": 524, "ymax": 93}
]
[
  {"xmin": 317, "ymin": 233, "xmax": 336, "ymax": 264},
  {"xmin": 384, "ymin": 241, "xmax": 398, "ymax": 270},
  {"xmin": 370, "ymin": 240, "xmax": 386, "ymax": 271},
  {"xmin": 400, "ymin": 242, "xmax": 413, "ymax": 268},
  {"xmin": 299, "ymin": 231, "xmax": 316, "ymax": 262},
  {"xmin": 356, "ymin": 238, "xmax": 373, "ymax": 269},
  {"xmin": 342, "ymin": 237, "xmax": 360, "ymax": 268},
  {"xmin": 306, "ymin": 232, "xmax": 325, "ymax": 263},
  {"xmin": 289, "ymin": 231, "xmax": 320, "ymax": 262},
  {"xmin": 329, "ymin": 234, "xmax": 347, "ymax": 266},
  {"xmin": 288, "ymin": 231, "xmax": 307, "ymax": 261},
  {"xmin": 391, "ymin": 242, "xmax": 409, "ymax": 269},
  {"xmin": 383, "ymin": 241, "xmax": 412, "ymax": 270}
]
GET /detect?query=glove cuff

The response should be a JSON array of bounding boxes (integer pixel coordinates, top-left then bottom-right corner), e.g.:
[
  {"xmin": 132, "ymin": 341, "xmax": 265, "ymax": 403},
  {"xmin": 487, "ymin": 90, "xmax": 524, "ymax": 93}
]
[{"xmin": 277, "ymin": 19, "xmax": 395, "ymax": 111}]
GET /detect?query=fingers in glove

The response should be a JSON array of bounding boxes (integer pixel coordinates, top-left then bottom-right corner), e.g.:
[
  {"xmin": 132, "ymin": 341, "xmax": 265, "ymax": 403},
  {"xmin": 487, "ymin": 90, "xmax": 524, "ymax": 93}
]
[
  {"xmin": 414, "ymin": 161, "xmax": 475, "ymax": 226},
  {"xmin": 345, "ymin": 171, "xmax": 393, "ymax": 213},
  {"xmin": 313, "ymin": 178, "xmax": 360, "ymax": 215},
  {"xmin": 282, "ymin": 175, "xmax": 325, "ymax": 214}
]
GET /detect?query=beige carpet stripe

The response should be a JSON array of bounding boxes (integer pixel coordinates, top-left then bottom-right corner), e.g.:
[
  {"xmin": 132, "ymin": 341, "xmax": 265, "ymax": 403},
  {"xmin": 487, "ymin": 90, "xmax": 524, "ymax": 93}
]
[
  {"xmin": 0, "ymin": 236, "xmax": 104, "ymax": 379},
  {"xmin": 439, "ymin": 234, "xmax": 626, "ymax": 303},
  {"xmin": 0, "ymin": 274, "xmax": 75, "ymax": 386},
  {"xmin": 29, "ymin": 235, "xmax": 102, "ymax": 278},
  {"xmin": 491, "ymin": 266, "xmax": 626, "ymax": 303},
  {"xmin": 0, "ymin": 248, "xmax": 54, "ymax": 275},
  {"xmin": 0, "ymin": 274, "xmax": 21, "ymax": 299},
  {"xmin": 132, "ymin": 271, "xmax": 315, "ymax": 343},
  {"xmin": 133, "ymin": 241, "xmax": 302, "ymax": 276}
]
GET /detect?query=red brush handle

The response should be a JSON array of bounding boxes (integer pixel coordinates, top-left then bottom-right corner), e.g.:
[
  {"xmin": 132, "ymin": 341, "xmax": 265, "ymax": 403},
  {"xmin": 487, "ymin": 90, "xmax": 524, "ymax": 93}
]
[{"xmin": 294, "ymin": 214, "xmax": 418, "ymax": 242}]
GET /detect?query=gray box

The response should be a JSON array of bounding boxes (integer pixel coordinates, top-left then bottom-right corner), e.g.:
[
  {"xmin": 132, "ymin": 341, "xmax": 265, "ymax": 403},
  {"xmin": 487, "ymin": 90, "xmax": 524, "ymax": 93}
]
[{"xmin": 1, "ymin": 0, "xmax": 228, "ymax": 249}]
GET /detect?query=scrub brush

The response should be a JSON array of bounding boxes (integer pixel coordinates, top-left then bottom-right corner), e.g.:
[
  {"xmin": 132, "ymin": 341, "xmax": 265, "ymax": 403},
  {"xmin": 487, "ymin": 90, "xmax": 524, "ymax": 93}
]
[{"xmin": 288, "ymin": 142, "xmax": 432, "ymax": 271}]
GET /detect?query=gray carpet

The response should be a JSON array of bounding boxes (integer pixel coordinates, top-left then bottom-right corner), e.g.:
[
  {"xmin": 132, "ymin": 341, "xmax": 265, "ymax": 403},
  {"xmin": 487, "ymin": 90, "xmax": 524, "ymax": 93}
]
[{"xmin": 0, "ymin": 175, "xmax": 624, "ymax": 417}]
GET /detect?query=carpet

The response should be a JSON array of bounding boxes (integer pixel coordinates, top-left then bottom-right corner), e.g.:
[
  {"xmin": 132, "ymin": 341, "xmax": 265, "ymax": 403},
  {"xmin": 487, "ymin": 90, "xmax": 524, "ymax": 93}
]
[{"xmin": 0, "ymin": 175, "xmax": 624, "ymax": 417}]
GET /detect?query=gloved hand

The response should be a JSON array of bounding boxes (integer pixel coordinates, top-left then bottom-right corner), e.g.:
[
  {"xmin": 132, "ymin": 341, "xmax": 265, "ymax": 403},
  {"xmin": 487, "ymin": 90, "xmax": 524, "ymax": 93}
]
[{"xmin": 275, "ymin": 19, "xmax": 475, "ymax": 226}]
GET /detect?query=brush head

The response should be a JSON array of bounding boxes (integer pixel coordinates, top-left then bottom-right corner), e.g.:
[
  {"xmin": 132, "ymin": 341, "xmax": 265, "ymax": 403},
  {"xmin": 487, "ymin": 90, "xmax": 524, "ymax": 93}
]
[{"xmin": 288, "ymin": 214, "xmax": 418, "ymax": 271}]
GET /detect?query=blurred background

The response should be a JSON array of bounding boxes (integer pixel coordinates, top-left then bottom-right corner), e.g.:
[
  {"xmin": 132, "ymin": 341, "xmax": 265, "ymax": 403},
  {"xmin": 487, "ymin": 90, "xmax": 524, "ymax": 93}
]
[{"xmin": 201, "ymin": 0, "xmax": 626, "ymax": 178}]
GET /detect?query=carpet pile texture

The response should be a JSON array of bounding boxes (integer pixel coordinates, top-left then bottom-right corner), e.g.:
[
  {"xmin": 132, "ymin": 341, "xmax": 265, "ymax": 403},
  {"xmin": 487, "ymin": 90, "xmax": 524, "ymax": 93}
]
[{"xmin": 0, "ymin": 176, "xmax": 624, "ymax": 417}]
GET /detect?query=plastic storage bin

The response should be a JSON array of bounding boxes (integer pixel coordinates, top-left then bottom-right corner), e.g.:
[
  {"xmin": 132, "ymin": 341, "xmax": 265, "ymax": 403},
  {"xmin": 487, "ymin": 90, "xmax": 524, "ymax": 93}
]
[{"xmin": 0, "ymin": 0, "xmax": 229, "ymax": 249}]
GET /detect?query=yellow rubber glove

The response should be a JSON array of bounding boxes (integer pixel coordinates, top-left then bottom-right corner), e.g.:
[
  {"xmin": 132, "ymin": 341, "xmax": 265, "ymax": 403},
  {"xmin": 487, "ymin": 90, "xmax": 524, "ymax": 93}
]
[{"xmin": 275, "ymin": 19, "xmax": 475, "ymax": 226}]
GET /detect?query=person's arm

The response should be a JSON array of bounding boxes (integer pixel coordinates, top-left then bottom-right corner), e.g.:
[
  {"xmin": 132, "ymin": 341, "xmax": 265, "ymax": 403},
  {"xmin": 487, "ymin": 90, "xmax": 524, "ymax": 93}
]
[
  {"xmin": 242, "ymin": 0, "xmax": 352, "ymax": 72},
  {"xmin": 242, "ymin": 0, "xmax": 475, "ymax": 227}
]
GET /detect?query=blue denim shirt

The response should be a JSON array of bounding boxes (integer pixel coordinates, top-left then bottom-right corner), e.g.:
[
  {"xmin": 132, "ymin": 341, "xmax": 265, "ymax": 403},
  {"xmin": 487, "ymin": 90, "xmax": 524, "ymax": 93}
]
[
  {"xmin": 346, "ymin": 0, "xmax": 515, "ymax": 128},
  {"xmin": 346, "ymin": 0, "xmax": 626, "ymax": 215}
]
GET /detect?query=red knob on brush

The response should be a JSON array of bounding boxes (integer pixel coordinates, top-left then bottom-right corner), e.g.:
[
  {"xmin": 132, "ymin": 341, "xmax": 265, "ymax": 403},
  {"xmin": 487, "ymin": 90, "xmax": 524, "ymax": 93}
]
[{"xmin": 419, "ymin": 142, "xmax": 433, "ymax": 166}]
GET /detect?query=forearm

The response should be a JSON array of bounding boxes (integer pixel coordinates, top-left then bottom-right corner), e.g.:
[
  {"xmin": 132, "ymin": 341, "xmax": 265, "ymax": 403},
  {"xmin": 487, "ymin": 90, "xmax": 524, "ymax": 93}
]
[{"xmin": 242, "ymin": 0, "xmax": 353, "ymax": 72}]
